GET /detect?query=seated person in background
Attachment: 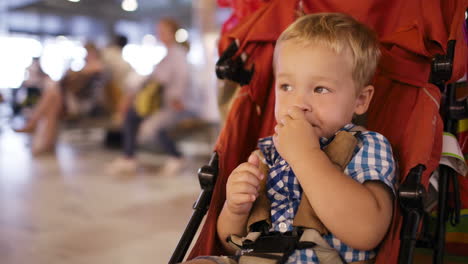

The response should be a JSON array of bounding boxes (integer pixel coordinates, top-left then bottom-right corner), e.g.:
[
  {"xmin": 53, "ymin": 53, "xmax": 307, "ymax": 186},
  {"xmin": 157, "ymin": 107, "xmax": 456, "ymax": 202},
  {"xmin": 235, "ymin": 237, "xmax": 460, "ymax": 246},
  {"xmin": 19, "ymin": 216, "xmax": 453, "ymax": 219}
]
[
  {"xmin": 108, "ymin": 17, "xmax": 198, "ymax": 175},
  {"xmin": 188, "ymin": 13, "xmax": 396, "ymax": 264},
  {"xmin": 15, "ymin": 42, "xmax": 106, "ymax": 155},
  {"xmin": 61, "ymin": 42, "xmax": 106, "ymax": 119},
  {"xmin": 12, "ymin": 57, "xmax": 44, "ymax": 115},
  {"xmin": 14, "ymin": 57, "xmax": 62, "ymax": 155},
  {"xmin": 101, "ymin": 34, "xmax": 143, "ymax": 127}
]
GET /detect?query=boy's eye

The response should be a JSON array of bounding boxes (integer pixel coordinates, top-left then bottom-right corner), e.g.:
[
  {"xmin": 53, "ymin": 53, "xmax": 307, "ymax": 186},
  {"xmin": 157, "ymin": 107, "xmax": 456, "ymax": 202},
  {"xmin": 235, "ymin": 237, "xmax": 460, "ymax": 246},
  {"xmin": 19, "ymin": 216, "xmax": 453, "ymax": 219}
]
[
  {"xmin": 280, "ymin": 84, "xmax": 292, "ymax": 91},
  {"xmin": 314, "ymin": 86, "xmax": 330, "ymax": 94}
]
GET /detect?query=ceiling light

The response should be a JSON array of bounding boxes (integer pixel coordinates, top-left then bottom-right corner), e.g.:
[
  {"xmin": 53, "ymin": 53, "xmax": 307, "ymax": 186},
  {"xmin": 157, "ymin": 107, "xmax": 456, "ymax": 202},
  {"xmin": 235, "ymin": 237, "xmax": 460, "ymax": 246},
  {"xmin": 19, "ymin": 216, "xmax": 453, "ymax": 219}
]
[
  {"xmin": 56, "ymin": 35, "xmax": 68, "ymax": 41},
  {"xmin": 142, "ymin": 34, "xmax": 156, "ymax": 45},
  {"xmin": 68, "ymin": 0, "xmax": 80, "ymax": 2},
  {"xmin": 175, "ymin": 29, "xmax": 188, "ymax": 43},
  {"xmin": 122, "ymin": 0, "xmax": 138, "ymax": 12}
]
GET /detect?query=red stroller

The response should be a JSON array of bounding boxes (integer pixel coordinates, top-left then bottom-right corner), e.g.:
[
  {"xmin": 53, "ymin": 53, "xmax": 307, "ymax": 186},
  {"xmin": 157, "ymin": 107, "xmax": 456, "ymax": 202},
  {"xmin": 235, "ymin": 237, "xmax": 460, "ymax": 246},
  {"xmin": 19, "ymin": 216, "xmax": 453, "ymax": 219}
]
[{"xmin": 170, "ymin": 0, "xmax": 468, "ymax": 263}]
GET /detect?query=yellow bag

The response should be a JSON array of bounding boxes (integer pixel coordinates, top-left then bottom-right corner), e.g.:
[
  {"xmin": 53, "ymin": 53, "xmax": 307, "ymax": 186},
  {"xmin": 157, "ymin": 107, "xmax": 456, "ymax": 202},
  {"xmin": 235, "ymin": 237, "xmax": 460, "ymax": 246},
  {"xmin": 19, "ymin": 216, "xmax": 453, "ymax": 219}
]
[{"xmin": 134, "ymin": 80, "xmax": 163, "ymax": 117}]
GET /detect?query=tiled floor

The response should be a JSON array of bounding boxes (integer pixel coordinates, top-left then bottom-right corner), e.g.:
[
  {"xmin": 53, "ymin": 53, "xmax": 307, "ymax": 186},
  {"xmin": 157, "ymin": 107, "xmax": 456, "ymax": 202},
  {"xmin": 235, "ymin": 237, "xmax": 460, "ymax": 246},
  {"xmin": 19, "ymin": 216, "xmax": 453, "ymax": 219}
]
[
  {"xmin": 3, "ymin": 123, "xmax": 468, "ymax": 264},
  {"xmin": 0, "ymin": 126, "xmax": 210, "ymax": 264}
]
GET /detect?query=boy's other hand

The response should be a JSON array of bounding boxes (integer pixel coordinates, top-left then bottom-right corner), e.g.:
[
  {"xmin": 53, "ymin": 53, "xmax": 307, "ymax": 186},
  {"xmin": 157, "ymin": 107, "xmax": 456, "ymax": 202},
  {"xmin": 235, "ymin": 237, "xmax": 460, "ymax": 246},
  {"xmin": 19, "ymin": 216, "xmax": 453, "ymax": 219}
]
[
  {"xmin": 226, "ymin": 153, "xmax": 264, "ymax": 216},
  {"xmin": 273, "ymin": 106, "xmax": 320, "ymax": 164}
]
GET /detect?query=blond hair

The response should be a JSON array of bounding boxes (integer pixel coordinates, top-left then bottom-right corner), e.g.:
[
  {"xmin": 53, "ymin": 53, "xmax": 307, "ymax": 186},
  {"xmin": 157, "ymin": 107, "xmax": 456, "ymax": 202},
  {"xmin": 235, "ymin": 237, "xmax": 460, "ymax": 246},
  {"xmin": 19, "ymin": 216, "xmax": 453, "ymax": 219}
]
[{"xmin": 274, "ymin": 13, "xmax": 380, "ymax": 89}]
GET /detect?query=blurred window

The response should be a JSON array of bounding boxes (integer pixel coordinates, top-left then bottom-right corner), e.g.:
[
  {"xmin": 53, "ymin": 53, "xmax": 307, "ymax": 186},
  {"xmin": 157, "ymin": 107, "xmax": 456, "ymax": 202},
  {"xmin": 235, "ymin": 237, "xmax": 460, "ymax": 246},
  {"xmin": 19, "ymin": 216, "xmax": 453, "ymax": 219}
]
[{"xmin": 0, "ymin": 35, "xmax": 41, "ymax": 89}]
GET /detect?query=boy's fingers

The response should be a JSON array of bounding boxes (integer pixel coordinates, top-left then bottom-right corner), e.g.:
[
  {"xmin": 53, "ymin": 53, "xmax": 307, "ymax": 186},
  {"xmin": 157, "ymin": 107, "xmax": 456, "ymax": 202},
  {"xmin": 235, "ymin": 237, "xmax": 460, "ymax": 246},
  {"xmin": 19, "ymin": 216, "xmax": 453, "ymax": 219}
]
[
  {"xmin": 231, "ymin": 182, "xmax": 259, "ymax": 196},
  {"xmin": 231, "ymin": 171, "xmax": 261, "ymax": 188},
  {"xmin": 280, "ymin": 115, "xmax": 292, "ymax": 125},
  {"xmin": 288, "ymin": 106, "xmax": 306, "ymax": 120},
  {"xmin": 234, "ymin": 162, "xmax": 262, "ymax": 179},
  {"xmin": 247, "ymin": 153, "xmax": 259, "ymax": 167},
  {"xmin": 272, "ymin": 133, "xmax": 278, "ymax": 146},
  {"xmin": 274, "ymin": 125, "xmax": 281, "ymax": 133},
  {"xmin": 231, "ymin": 193, "xmax": 256, "ymax": 204}
]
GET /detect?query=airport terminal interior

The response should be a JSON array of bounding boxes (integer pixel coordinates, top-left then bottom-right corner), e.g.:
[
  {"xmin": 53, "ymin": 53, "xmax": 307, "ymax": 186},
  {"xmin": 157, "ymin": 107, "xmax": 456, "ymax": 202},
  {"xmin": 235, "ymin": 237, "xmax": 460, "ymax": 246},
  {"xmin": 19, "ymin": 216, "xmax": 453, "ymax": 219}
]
[
  {"xmin": 0, "ymin": 0, "xmax": 221, "ymax": 263},
  {"xmin": 0, "ymin": 1, "xmax": 467, "ymax": 264}
]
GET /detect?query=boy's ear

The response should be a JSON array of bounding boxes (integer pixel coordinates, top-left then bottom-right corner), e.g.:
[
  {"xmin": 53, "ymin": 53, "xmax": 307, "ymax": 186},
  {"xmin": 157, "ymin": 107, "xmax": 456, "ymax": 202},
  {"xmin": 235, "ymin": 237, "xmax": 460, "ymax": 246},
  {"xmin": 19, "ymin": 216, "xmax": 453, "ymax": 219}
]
[{"xmin": 354, "ymin": 85, "xmax": 374, "ymax": 115}]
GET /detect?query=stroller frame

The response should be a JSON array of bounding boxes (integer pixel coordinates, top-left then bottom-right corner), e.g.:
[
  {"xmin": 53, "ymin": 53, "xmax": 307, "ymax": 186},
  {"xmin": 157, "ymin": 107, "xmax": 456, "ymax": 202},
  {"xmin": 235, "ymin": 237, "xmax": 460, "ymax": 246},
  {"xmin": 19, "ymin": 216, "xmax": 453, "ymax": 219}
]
[{"xmin": 169, "ymin": 153, "xmax": 219, "ymax": 264}]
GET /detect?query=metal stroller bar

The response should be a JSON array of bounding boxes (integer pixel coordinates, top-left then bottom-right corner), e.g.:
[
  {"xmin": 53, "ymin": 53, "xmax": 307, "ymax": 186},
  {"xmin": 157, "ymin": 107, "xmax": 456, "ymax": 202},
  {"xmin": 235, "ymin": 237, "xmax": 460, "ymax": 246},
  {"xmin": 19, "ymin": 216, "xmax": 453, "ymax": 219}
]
[
  {"xmin": 398, "ymin": 164, "xmax": 427, "ymax": 264},
  {"xmin": 169, "ymin": 152, "xmax": 219, "ymax": 264},
  {"xmin": 432, "ymin": 40, "xmax": 461, "ymax": 264}
]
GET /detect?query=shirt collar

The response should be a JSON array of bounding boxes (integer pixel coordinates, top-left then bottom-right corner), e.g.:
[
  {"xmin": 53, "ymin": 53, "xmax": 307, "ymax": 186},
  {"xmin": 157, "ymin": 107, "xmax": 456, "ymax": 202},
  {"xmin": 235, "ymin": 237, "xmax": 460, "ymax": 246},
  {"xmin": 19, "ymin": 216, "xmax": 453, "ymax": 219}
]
[{"xmin": 319, "ymin": 123, "xmax": 355, "ymax": 148}]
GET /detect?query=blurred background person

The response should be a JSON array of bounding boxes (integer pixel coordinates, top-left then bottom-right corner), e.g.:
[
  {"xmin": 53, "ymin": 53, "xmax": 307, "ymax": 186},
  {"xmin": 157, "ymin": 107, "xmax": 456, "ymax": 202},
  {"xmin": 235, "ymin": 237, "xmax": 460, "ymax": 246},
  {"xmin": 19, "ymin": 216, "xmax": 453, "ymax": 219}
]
[
  {"xmin": 61, "ymin": 42, "xmax": 106, "ymax": 120},
  {"xmin": 13, "ymin": 57, "xmax": 62, "ymax": 155},
  {"xmin": 108, "ymin": 17, "xmax": 198, "ymax": 175},
  {"xmin": 14, "ymin": 42, "xmax": 107, "ymax": 155},
  {"xmin": 101, "ymin": 34, "xmax": 143, "ymax": 127},
  {"xmin": 11, "ymin": 57, "xmax": 44, "ymax": 117}
]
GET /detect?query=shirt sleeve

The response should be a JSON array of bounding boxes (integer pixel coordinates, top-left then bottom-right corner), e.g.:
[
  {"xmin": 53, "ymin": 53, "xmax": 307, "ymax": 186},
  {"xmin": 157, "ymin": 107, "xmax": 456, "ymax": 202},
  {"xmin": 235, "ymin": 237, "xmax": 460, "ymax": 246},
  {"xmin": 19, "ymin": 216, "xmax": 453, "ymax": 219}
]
[{"xmin": 346, "ymin": 131, "xmax": 397, "ymax": 195}]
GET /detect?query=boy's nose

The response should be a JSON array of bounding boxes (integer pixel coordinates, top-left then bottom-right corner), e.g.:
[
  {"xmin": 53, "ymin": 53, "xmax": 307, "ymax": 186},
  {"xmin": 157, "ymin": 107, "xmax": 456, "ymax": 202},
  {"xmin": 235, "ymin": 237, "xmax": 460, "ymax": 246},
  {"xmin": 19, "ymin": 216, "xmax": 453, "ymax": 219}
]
[
  {"xmin": 291, "ymin": 90, "xmax": 312, "ymax": 112},
  {"xmin": 293, "ymin": 102, "xmax": 312, "ymax": 112},
  {"xmin": 293, "ymin": 96, "xmax": 312, "ymax": 112}
]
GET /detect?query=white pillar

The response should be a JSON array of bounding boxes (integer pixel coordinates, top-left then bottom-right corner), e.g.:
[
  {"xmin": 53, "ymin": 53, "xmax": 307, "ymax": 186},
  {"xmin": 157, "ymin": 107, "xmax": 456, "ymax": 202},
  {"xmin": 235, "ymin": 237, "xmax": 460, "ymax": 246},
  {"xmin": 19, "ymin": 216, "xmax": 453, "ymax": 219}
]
[{"xmin": 192, "ymin": 0, "xmax": 220, "ymax": 123}]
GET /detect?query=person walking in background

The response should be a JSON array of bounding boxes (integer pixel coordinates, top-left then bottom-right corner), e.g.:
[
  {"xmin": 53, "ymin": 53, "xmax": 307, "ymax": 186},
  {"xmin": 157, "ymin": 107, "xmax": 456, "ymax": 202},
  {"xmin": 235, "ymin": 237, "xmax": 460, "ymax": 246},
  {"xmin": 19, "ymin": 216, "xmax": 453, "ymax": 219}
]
[{"xmin": 108, "ymin": 18, "xmax": 198, "ymax": 175}]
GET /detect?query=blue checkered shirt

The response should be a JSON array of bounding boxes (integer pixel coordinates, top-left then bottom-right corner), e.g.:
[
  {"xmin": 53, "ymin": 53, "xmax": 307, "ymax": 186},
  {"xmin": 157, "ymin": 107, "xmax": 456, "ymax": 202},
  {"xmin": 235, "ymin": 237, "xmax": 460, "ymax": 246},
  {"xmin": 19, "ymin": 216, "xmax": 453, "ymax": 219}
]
[{"xmin": 257, "ymin": 123, "xmax": 396, "ymax": 263}]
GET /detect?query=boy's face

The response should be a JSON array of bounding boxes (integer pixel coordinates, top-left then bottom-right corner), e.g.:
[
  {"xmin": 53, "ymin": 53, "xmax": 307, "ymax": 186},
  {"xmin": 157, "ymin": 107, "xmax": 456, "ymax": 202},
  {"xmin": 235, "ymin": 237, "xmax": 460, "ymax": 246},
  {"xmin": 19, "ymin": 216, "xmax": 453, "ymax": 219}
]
[{"xmin": 274, "ymin": 41, "xmax": 374, "ymax": 139}]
